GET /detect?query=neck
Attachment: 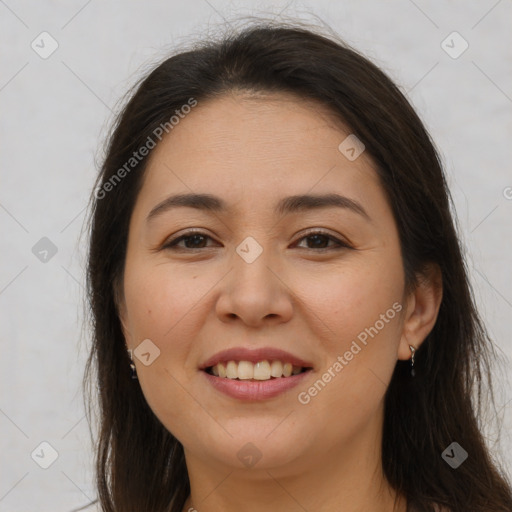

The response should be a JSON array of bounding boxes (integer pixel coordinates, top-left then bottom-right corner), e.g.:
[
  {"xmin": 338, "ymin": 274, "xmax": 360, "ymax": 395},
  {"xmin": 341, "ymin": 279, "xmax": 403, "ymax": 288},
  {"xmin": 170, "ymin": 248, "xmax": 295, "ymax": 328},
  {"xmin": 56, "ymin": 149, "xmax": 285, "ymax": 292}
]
[{"xmin": 182, "ymin": 411, "xmax": 406, "ymax": 512}]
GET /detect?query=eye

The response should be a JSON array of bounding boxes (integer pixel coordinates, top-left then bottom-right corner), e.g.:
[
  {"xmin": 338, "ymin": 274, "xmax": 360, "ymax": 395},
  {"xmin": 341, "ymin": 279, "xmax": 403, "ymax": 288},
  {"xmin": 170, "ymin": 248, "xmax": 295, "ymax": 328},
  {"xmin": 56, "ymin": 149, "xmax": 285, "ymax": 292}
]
[
  {"xmin": 162, "ymin": 229, "xmax": 351, "ymax": 252},
  {"xmin": 293, "ymin": 230, "xmax": 351, "ymax": 251},
  {"xmin": 163, "ymin": 231, "xmax": 216, "ymax": 250}
]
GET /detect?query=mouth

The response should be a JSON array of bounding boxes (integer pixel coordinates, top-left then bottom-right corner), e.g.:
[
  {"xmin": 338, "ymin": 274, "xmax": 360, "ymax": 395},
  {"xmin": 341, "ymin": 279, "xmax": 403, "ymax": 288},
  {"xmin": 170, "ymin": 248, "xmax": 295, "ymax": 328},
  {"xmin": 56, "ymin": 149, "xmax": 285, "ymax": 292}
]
[{"xmin": 199, "ymin": 347, "xmax": 314, "ymax": 400}]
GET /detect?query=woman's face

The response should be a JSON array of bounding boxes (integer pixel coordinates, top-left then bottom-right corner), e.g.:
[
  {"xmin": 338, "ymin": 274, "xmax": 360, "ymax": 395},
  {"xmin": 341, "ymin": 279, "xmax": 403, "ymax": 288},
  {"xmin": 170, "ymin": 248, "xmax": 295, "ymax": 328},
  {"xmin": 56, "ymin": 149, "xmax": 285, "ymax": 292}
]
[{"xmin": 119, "ymin": 92, "xmax": 412, "ymax": 473}]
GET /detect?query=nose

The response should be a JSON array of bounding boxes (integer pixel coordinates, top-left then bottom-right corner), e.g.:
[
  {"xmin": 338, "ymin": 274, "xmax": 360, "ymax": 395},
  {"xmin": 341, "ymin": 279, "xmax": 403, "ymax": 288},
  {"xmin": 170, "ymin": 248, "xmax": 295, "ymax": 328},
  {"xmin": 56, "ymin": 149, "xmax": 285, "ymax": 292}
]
[{"xmin": 215, "ymin": 243, "xmax": 294, "ymax": 328}]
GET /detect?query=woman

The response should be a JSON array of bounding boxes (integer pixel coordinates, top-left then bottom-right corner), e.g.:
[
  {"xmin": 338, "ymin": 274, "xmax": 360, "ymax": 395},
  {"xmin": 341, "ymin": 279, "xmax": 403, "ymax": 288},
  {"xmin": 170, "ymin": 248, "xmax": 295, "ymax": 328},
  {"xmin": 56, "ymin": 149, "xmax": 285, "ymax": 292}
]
[{"xmin": 80, "ymin": 21, "xmax": 512, "ymax": 512}]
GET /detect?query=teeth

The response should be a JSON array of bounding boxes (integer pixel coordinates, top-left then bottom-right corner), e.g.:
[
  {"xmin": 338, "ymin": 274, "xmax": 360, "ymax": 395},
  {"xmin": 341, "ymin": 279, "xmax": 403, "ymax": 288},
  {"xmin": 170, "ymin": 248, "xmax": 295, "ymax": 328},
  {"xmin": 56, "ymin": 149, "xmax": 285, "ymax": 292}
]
[
  {"xmin": 217, "ymin": 362, "xmax": 227, "ymax": 378},
  {"xmin": 209, "ymin": 360, "xmax": 304, "ymax": 380},
  {"xmin": 253, "ymin": 360, "xmax": 271, "ymax": 380},
  {"xmin": 226, "ymin": 361, "xmax": 238, "ymax": 379},
  {"xmin": 238, "ymin": 361, "xmax": 254, "ymax": 380},
  {"xmin": 270, "ymin": 360, "xmax": 283, "ymax": 377}
]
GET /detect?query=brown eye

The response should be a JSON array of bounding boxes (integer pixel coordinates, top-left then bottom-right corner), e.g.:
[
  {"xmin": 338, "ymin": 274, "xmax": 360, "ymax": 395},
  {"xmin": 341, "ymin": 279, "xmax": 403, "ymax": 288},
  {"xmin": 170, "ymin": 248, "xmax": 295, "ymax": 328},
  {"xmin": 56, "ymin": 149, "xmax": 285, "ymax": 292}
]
[
  {"xmin": 294, "ymin": 231, "xmax": 351, "ymax": 251},
  {"xmin": 163, "ymin": 230, "xmax": 351, "ymax": 252},
  {"xmin": 164, "ymin": 231, "xmax": 216, "ymax": 250}
]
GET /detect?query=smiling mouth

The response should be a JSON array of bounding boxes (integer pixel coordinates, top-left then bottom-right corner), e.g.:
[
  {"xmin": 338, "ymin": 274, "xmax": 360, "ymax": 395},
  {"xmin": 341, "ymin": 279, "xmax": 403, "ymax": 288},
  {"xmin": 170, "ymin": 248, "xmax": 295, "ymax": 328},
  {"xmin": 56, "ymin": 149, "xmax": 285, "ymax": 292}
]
[{"xmin": 204, "ymin": 360, "xmax": 312, "ymax": 381}]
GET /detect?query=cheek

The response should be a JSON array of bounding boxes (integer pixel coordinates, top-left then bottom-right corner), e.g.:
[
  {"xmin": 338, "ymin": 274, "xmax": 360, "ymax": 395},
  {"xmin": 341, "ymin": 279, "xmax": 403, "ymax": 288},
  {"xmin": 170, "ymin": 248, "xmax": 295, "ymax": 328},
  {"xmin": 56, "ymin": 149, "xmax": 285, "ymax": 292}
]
[
  {"xmin": 123, "ymin": 262, "xmax": 206, "ymax": 344},
  {"xmin": 307, "ymin": 252, "xmax": 405, "ymax": 401},
  {"xmin": 123, "ymin": 243, "xmax": 404, "ymax": 364},
  {"xmin": 317, "ymin": 254, "xmax": 404, "ymax": 338},
  {"xmin": 122, "ymin": 263, "xmax": 209, "ymax": 439},
  {"xmin": 119, "ymin": 251, "xmax": 405, "ymax": 457}
]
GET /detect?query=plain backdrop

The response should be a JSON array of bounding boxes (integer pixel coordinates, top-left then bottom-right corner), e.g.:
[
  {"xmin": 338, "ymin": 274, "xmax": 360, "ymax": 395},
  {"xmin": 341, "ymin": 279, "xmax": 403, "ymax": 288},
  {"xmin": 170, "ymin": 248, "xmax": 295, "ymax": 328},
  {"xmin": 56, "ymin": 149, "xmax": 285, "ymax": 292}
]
[{"xmin": 1, "ymin": 1, "xmax": 511, "ymax": 511}]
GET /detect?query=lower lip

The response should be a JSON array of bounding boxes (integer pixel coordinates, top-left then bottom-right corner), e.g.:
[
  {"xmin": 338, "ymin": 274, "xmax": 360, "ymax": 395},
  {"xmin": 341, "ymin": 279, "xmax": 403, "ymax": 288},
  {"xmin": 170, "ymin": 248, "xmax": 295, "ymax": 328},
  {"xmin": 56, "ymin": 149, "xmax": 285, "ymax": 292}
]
[{"xmin": 201, "ymin": 369, "xmax": 313, "ymax": 400}]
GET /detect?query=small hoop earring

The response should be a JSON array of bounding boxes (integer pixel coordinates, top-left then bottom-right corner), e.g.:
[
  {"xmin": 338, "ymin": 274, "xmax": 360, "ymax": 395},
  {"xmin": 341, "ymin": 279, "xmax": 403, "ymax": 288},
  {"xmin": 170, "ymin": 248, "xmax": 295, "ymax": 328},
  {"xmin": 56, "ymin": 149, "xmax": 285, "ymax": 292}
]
[
  {"xmin": 127, "ymin": 349, "xmax": 138, "ymax": 380},
  {"xmin": 409, "ymin": 345, "xmax": 416, "ymax": 377}
]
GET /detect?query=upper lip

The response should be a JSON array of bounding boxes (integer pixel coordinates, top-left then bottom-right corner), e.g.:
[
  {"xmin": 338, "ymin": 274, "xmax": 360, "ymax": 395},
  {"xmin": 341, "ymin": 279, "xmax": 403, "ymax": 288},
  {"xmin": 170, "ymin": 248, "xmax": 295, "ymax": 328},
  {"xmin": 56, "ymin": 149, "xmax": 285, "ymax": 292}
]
[{"xmin": 199, "ymin": 346, "xmax": 314, "ymax": 370}]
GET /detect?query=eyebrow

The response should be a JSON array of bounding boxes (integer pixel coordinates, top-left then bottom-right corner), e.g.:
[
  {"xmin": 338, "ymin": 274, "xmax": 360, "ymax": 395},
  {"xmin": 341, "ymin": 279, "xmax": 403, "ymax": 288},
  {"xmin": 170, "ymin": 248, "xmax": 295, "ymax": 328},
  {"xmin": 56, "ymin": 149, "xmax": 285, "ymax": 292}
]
[{"xmin": 146, "ymin": 192, "xmax": 371, "ymax": 223}]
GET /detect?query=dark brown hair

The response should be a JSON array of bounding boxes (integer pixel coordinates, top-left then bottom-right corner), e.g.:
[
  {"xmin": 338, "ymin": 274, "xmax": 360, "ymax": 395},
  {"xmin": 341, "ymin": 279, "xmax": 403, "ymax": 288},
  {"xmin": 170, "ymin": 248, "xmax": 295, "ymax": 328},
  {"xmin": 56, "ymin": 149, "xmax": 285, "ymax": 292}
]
[{"xmin": 81, "ymin": 21, "xmax": 512, "ymax": 512}]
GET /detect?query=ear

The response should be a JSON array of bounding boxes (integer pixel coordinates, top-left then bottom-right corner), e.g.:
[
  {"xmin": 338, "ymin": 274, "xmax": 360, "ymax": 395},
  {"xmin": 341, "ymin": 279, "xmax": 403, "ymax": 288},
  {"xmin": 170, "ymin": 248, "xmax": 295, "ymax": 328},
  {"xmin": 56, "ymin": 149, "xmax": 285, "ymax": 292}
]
[{"xmin": 398, "ymin": 263, "xmax": 443, "ymax": 360}]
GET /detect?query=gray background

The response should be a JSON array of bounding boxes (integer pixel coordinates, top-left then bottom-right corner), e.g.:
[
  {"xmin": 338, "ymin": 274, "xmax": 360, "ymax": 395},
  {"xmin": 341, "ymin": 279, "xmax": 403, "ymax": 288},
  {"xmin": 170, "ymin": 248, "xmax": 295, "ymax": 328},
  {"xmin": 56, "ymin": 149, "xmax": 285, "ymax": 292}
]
[{"xmin": 1, "ymin": 1, "xmax": 511, "ymax": 511}]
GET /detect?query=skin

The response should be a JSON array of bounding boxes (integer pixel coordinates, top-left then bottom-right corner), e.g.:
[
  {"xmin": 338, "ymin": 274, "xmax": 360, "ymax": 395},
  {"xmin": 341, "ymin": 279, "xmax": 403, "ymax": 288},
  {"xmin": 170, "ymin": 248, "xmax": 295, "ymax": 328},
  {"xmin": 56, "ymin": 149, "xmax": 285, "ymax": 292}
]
[{"xmin": 118, "ymin": 91, "xmax": 443, "ymax": 512}]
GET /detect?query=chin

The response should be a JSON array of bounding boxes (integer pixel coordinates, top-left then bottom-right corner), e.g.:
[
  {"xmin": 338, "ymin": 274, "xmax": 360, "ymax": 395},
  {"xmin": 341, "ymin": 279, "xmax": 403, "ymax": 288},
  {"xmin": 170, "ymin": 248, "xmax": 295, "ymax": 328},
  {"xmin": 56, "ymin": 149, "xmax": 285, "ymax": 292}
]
[{"xmin": 191, "ymin": 428, "xmax": 309, "ymax": 472}]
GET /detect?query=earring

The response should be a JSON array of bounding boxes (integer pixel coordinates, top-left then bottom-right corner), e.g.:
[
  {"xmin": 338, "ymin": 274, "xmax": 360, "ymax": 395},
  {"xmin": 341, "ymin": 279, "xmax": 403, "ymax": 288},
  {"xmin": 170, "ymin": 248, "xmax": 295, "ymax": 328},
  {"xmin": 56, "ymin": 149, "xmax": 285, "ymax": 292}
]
[
  {"xmin": 409, "ymin": 345, "xmax": 416, "ymax": 377},
  {"xmin": 127, "ymin": 349, "xmax": 138, "ymax": 380}
]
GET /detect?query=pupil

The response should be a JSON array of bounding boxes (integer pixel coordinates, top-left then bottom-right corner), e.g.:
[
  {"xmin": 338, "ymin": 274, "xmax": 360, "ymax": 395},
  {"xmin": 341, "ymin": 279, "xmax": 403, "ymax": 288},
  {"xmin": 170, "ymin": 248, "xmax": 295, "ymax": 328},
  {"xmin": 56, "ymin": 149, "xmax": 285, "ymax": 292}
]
[
  {"xmin": 187, "ymin": 235, "xmax": 205, "ymax": 248},
  {"xmin": 309, "ymin": 234, "xmax": 327, "ymax": 248}
]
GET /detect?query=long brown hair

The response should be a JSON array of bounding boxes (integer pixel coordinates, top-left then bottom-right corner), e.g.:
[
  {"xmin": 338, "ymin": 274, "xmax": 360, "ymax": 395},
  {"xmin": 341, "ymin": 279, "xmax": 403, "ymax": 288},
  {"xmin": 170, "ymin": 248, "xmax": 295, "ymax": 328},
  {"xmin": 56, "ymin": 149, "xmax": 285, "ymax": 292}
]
[{"xmin": 81, "ymin": 20, "xmax": 512, "ymax": 512}]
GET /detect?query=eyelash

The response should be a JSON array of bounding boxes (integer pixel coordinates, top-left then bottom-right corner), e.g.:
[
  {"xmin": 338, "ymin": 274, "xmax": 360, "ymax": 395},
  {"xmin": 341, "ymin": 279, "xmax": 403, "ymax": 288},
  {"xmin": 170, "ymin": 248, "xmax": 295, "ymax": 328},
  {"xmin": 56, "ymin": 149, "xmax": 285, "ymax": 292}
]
[{"xmin": 162, "ymin": 230, "xmax": 352, "ymax": 252}]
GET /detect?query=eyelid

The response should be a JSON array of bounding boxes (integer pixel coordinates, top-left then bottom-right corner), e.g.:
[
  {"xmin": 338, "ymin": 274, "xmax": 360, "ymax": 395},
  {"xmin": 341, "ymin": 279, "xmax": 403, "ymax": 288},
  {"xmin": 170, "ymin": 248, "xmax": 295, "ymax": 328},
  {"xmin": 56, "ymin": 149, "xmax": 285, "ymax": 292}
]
[
  {"xmin": 160, "ymin": 230, "xmax": 217, "ymax": 250},
  {"xmin": 161, "ymin": 228, "xmax": 353, "ymax": 251},
  {"xmin": 295, "ymin": 228, "xmax": 352, "ymax": 247}
]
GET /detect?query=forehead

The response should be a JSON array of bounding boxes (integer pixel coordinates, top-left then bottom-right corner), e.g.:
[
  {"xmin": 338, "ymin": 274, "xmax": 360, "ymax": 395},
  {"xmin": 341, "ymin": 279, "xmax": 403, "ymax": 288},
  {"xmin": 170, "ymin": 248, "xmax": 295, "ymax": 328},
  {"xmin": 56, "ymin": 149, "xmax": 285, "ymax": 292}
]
[{"xmin": 136, "ymin": 92, "xmax": 381, "ymax": 215}]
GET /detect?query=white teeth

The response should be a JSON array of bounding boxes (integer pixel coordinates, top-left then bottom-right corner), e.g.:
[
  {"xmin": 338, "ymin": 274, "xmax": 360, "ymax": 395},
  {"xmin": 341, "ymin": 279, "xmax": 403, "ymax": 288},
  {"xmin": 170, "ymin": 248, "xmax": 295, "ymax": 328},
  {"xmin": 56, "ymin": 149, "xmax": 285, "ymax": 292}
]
[
  {"xmin": 238, "ymin": 361, "xmax": 254, "ymax": 380},
  {"xmin": 270, "ymin": 360, "xmax": 283, "ymax": 377},
  {"xmin": 253, "ymin": 360, "xmax": 271, "ymax": 380},
  {"xmin": 209, "ymin": 360, "xmax": 305, "ymax": 380},
  {"xmin": 226, "ymin": 361, "xmax": 238, "ymax": 379},
  {"xmin": 217, "ymin": 362, "xmax": 227, "ymax": 378}
]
